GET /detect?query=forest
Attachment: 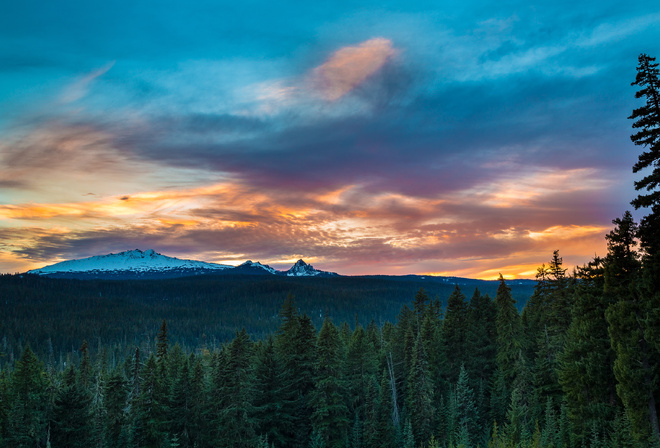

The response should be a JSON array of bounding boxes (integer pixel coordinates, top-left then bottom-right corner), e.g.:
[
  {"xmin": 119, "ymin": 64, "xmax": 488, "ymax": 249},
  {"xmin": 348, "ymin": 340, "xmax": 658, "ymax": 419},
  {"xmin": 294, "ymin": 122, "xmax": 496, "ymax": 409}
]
[{"xmin": 0, "ymin": 55, "xmax": 658, "ymax": 448}]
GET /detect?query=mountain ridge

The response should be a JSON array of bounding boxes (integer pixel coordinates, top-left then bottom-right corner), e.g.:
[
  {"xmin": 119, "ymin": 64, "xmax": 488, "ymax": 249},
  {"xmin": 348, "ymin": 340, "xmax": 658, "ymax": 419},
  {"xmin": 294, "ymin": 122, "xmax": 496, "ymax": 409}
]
[{"xmin": 27, "ymin": 249, "xmax": 338, "ymax": 279}]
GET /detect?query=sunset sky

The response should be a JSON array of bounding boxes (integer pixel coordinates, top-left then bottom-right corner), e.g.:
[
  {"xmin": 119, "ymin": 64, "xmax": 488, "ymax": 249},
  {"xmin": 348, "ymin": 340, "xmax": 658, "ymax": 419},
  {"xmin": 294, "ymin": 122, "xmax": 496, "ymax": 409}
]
[{"xmin": 1, "ymin": 1, "xmax": 659, "ymax": 278}]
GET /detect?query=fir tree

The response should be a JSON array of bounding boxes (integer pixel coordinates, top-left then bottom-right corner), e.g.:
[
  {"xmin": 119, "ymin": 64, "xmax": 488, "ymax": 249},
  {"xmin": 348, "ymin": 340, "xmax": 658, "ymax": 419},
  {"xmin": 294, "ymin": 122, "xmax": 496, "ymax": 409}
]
[
  {"xmin": 253, "ymin": 337, "xmax": 288, "ymax": 447},
  {"xmin": 442, "ymin": 285, "xmax": 469, "ymax": 384},
  {"xmin": 405, "ymin": 332, "xmax": 434, "ymax": 445},
  {"xmin": 374, "ymin": 369, "xmax": 397, "ymax": 448},
  {"xmin": 50, "ymin": 366, "xmax": 93, "ymax": 448},
  {"xmin": 558, "ymin": 257, "xmax": 619, "ymax": 446},
  {"xmin": 629, "ymin": 54, "xmax": 660, "ymax": 248},
  {"xmin": 494, "ymin": 275, "xmax": 522, "ymax": 384},
  {"xmin": 104, "ymin": 368, "xmax": 129, "ymax": 448},
  {"xmin": 274, "ymin": 298, "xmax": 317, "ymax": 448},
  {"xmin": 345, "ymin": 325, "xmax": 378, "ymax": 418},
  {"xmin": 168, "ymin": 352, "xmax": 192, "ymax": 448},
  {"xmin": 157, "ymin": 319, "xmax": 169, "ymax": 362},
  {"xmin": 455, "ymin": 364, "xmax": 479, "ymax": 448},
  {"xmin": 7, "ymin": 346, "xmax": 50, "ymax": 448},
  {"xmin": 310, "ymin": 318, "xmax": 349, "ymax": 448},
  {"xmin": 605, "ymin": 212, "xmax": 660, "ymax": 443},
  {"xmin": 129, "ymin": 354, "xmax": 166, "ymax": 448},
  {"xmin": 216, "ymin": 329, "xmax": 258, "ymax": 448}
]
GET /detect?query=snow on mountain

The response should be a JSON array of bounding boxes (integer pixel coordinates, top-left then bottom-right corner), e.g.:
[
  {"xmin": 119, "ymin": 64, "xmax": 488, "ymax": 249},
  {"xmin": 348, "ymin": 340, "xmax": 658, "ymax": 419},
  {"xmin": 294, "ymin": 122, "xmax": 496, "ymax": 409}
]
[
  {"xmin": 236, "ymin": 260, "xmax": 279, "ymax": 275},
  {"xmin": 285, "ymin": 259, "xmax": 338, "ymax": 277},
  {"xmin": 28, "ymin": 249, "xmax": 232, "ymax": 274},
  {"xmin": 27, "ymin": 250, "xmax": 340, "ymax": 279}
]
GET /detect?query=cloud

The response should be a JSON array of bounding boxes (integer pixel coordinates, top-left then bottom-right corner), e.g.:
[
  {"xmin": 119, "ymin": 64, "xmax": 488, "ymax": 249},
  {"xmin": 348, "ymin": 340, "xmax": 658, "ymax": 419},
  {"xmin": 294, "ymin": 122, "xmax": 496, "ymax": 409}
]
[
  {"xmin": 1, "ymin": 167, "xmax": 619, "ymax": 278},
  {"xmin": 310, "ymin": 38, "xmax": 397, "ymax": 101},
  {"xmin": 60, "ymin": 61, "xmax": 116, "ymax": 103}
]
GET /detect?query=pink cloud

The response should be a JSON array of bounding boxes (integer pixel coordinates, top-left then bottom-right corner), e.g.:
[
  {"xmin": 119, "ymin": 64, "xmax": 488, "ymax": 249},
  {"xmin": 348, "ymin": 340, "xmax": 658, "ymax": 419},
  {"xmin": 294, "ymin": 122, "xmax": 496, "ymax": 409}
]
[{"xmin": 312, "ymin": 38, "xmax": 396, "ymax": 101}]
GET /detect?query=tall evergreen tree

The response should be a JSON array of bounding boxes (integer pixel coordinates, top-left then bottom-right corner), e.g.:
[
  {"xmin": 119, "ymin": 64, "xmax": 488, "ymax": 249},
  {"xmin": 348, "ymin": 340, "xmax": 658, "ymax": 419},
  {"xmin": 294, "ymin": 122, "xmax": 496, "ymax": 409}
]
[
  {"xmin": 50, "ymin": 366, "xmax": 93, "ymax": 448},
  {"xmin": 7, "ymin": 346, "xmax": 49, "ymax": 448},
  {"xmin": 345, "ymin": 325, "xmax": 378, "ymax": 418},
  {"xmin": 216, "ymin": 329, "xmax": 258, "ymax": 448},
  {"xmin": 505, "ymin": 353, "xmax": 534, "ymax": 446},
  {"xmin": 104, "ymin": 368, "xmax": 129, "ymax": 448},
  {"xmin": 442, "ymin": 285, "xmax": 469, "ymax": 384},
  {"xmin": 466, "ymin": 288, "xmax": 496, "ymax": 421},
  {"xmin": 405, "ymin": 332, "xmax": 434, "ymax": 446},
  {"xmin": 455, "ymin": 365, "xmax": 479, "ymax": 448},
  {"xmin": 157, "ymin": 319, "xmax": 169, "ymax": 362},
  {"xmin": 629, "ymin": 54, "xmax": 660, "ymax": 257},
  {"xmin": 129, "ymin": 354, "xmax": 166, "ymax": 448},
  {"xmin": 605, "ymin": 213, "xmax": 660, "ymax": 443},
  {"xmin": 372, "ymin": 369, "xmax": 397, "ymax": 448},
  {"xmin": 274, "ymin": 297, "xmax": 317, "ymax": 448},
  {"xmin": 310, "ymin": 318, "xmax": 349, "ymax": 448},
  {"xmin": 494, "ymin": 275, "xmax": 522, "ymax": 384},
  {"xmin": 168, "ymin": 351, "xmax": 192, "ymax": 448},
  {"xmin": 558, "ymin": 257, "xmax": 619, "ymax": 446}
]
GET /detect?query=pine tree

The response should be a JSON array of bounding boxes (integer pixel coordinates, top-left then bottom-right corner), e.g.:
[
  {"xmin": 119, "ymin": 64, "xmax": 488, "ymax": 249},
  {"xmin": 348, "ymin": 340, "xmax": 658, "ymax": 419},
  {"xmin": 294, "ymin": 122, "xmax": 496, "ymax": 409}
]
[
  {"xmin": 104, "ymin": 368, "xmax": 129, "ymax": 448},
  {"xmin": 630, "ymin": 54, "xmax": 660, "ymax": 265},
  {"xmin": 605, "ymin": 212, "xmax": 660, "ymax": 443},
  {"xmin": 253, "ymin": 337, "xmax": 288, "ymax": 447},
  {"xmin": 345, "ymin": 325, "xmax": 378, "ymax": 418},
  {"xmin": 7, "ymin": 346, "xmax": 50, "ymax": 448},
  {"xmin": 361, "ymin": 376, "xmax": 381, "ymax": 448},
  {"xmin": 466, "ymin": 289, "xmax": 496, "ymax": 386},
  {"xmin": 79, "ymin": 340, "xmax": 92, "ymax": 389},
  {"xmin": 442, "ymin": 285, "xmax": 469, "ymax": 384},
  {"xmin": 437, "ymin": 392, "xmax": 458, "ymax": 448},
  {"xmin": 420, "ymin": 303, "xmax": 446, "ymax": 403},
  {"xmin": 558, "ymin": 257, "xmax": 619, "ymax": 446},
  {"xmin": 89, "ymin": 369, "xmax": 107, "ymax": 448},
  {"xmin": 157, "ymin": 319, "xmax": 169, "ymax": 362},
  {"xmin": 402, "ymin": 418, "xmax": 415, "ymax": 448},
  {"xmin": 405, "ymin": 332, "xmax": 434, "ymax": 445},
  {"xmin": 455, "ymin": 365, "xmax": 479, "ymax": 448},
  {"xmin": 374, "ymin": 369, "xmax": 397, "ymax": 448},
  {"xmin": 50, "ymin": 366, "xmax": 93, "ymax": 448},
  {"xmin": 215, "ymin": 329, "xmax": 258, "ymax": 448},
  {"xmin": 129, "ymin": 354, "xmax": 166, "ymax": 448},
  {"xmin": 504, "ymin": 353, "xmax": 533, "ymax": 446},
  {"xmin": 274, "ymin": 298, "xmax": 317, "ymax": 448},
  {"xmin": 187, "ymin": 355, "xmax": 206, "ymax": 448},
  {"xmin": 168, "ymin": 351, "xmax": 192, "ymax": 448},
  {"xmin": 494, "ymin": 275, "xmax": 522, "ymax": 384},
  {"xmin": 609, "ymin": 410, "xmax": 642, "ymax": 448},
  {"xmin": 629, "ymin": 53, "xmax": 660, "ymax": 444},
  {"xmin": 310, "ymin": 318, "xmax": 349, "ymax": 448},
  {"xmin": 540, "ymin": 398, "xmax": 559, "ymax": 448}
]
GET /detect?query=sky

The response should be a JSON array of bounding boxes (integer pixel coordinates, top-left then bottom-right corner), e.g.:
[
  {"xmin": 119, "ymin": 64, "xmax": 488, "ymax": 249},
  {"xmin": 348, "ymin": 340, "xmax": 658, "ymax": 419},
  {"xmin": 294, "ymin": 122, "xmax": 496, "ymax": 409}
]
[{"xmin": 1, "ymin": 1, "xmax": 659, "ymax": 278}]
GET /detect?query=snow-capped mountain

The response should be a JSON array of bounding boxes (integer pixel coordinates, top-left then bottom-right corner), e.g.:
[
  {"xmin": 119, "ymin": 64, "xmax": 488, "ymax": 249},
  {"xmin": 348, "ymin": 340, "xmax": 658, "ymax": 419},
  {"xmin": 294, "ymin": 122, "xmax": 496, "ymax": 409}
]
[
  {"xmin": 232, "ymin": 260, "xmax": 279, "ymax": 275},
  {"xmin": 27, "ymin": 250, "xmax": 339, "ymax": 279},
  {"xmin": 27, "ymin": 249, "xmax": 232, "ymax": 279},
  {"xmin": 285, "ymin": 259, "xmax": 338, "ymax": 277}
]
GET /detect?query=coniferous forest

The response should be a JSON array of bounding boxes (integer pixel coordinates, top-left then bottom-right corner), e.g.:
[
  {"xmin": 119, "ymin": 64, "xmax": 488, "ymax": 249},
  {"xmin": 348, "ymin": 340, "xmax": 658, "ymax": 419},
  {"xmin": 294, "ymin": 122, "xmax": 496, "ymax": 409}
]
[{"xmin": 0, "ymin": 54, "xmax": 659, "ymax": 448}]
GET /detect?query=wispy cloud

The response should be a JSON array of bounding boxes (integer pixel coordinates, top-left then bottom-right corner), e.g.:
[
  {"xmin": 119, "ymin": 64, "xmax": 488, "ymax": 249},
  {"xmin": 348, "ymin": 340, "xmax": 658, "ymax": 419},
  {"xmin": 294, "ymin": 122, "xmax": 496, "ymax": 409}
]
[
  {"xmin": 60, "ymin": 61, "xmax": 116, "ymax": 103},
  {"xmin": 310, "ymin": 38, "xmax": 397, "ymax": 101}
]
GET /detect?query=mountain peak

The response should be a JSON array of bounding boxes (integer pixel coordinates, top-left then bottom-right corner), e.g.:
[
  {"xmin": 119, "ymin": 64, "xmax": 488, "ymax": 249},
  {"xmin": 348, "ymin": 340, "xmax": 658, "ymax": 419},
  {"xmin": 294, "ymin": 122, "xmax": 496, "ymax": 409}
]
[
  {"xmin": 28, "ymin": 249, "xmax": 231, "ymax": 276},
  {"xmin": 285, "ymin": 259, "xmax": 337, "ymax": 277}
]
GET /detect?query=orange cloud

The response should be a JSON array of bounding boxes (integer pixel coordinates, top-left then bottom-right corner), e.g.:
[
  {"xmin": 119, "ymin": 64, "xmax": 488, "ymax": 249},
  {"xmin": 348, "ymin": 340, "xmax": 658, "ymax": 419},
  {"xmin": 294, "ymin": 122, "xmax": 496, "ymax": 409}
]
[
  {"xmin": 312, "ymin": 38, "xmax": 396, "ymax": 101},
  {"xmin": 1, "ymin": 175, "xmax": 614, "ymax": 279}
]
